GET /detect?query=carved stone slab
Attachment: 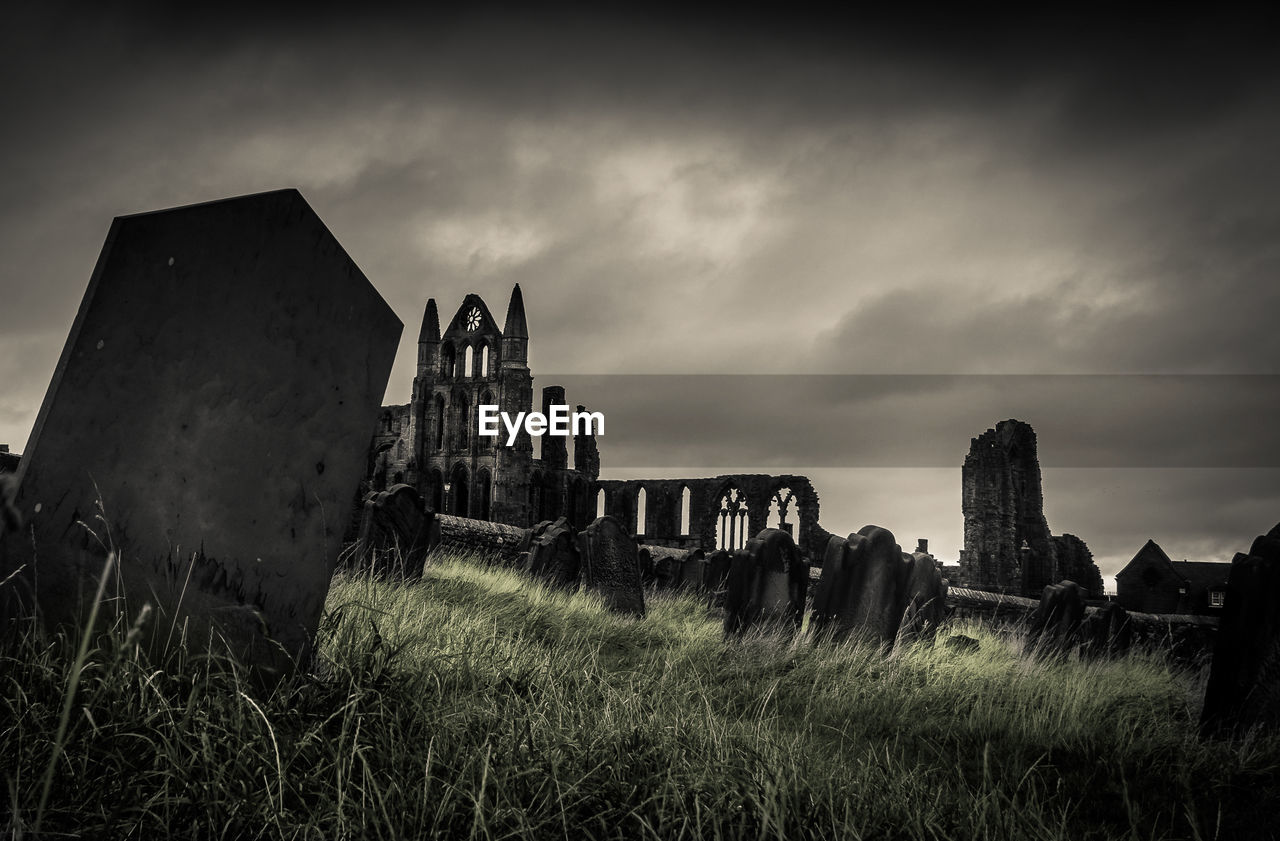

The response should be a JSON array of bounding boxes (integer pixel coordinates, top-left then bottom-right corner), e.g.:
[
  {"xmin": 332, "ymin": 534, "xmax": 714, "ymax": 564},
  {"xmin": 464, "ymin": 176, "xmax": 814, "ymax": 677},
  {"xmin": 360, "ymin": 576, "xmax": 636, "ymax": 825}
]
[
  {"xmin": 6, "ymin": 190, "xmax": 401, "ymax": 683},
  {"xmin": 355, "ymin": 484, "xmax": 439, "ymax": 579},
  {"xmin": 578, "ymin": 515, "xmax": 645, "ymax": 617}
]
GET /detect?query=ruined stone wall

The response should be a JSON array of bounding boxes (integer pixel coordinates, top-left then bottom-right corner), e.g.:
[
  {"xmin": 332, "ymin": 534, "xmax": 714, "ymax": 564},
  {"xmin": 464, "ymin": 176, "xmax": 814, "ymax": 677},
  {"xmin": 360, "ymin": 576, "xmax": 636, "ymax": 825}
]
[
  {"xmin": 1053, "ymin": 533, "xmax": 1104, "ymax": 598},
  {"xmin": 595, "ymin": 474, "xmax": 820, "ymax": 559},
  {"xmin": 436, "ymin": 514, "xmax": 526, "ymax": 564},
  {"xmin": 960, "ymin": 419, "xmax": 1102, "ymax": 597}
]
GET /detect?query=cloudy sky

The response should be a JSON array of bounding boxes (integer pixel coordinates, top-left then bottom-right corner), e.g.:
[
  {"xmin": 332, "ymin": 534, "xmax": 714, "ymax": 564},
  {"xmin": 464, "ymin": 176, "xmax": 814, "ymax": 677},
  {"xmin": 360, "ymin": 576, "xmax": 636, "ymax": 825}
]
[{"xmin": 2, "ymin": 7, "xmax": 1277, "ymax": 584}]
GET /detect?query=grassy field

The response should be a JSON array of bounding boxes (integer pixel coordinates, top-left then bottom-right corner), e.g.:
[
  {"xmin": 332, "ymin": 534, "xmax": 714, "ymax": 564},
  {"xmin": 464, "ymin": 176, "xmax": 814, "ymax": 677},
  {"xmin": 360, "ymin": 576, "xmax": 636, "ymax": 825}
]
[{"xmin": 2, "ymin": 550, "xmax": 1277, "ymax": 840}]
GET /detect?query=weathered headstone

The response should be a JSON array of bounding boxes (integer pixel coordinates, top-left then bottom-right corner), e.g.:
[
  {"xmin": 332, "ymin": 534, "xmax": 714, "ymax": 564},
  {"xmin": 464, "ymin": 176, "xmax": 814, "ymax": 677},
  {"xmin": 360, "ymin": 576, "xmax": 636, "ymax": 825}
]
[
  {"xmin": 897, "ymin": 552, "xmax": 949, "ymax": 645},
  {"xmin": 723, "ymin": 528, "xmax": 808, "ymax": 636},
  {"xmin": 4, "ymin": 190, "xmax": 401, "ymax": 685},
  {"xmin": 653, "ymin": 553, "xmax": 682, "ymax": 590},
  {"xmin": 810, "ymin": 525, "xmax": 912, "ymax": 645},
  {"xmin": 354, "ymin": 484, "xmax": 439, "ymax": 579},
  {"xmin": 636, "ymin": 547, "xmax": 655, "ymax": 585},
  {"xmin": 577, "ymin": 515, "xmax": 646, "ymax": 617},
  {"xmin": 1028, "ymin": 580, "xmax": 1086, "ymax": 653},
  {"xmin": 677, "ymin": 549, "xmax": 707, "ymax": 593},
  {"xmin": 704, "ymin": 549, "xmax": 732, "ymax": 604},
  {"xmin": 523, "ymin": 517, "xmax": 579, "ymax": 589},
  {"xmin": 1201, "ymin": 522, "xmax": 1280, "ymax": 737},
  {"xmin": 1078, "ymin": 602, "xmax": 1131, "ymax": 659}
]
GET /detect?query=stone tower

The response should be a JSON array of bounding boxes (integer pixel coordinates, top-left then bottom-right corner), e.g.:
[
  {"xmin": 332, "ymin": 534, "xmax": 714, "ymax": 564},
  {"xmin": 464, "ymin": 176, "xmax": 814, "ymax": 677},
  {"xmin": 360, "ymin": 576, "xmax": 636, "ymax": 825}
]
[{"xmin": 959, "ymin": 419, "xmax": 1058, "ymax": 594}]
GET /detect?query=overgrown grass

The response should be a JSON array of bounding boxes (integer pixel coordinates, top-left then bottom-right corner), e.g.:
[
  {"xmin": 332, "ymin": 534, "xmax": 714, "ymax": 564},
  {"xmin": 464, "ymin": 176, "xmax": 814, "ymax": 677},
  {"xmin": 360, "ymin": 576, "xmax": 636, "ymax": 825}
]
[{"xmin": 2, "ymin": 551, "xmax": 1277, "ymax": 839}]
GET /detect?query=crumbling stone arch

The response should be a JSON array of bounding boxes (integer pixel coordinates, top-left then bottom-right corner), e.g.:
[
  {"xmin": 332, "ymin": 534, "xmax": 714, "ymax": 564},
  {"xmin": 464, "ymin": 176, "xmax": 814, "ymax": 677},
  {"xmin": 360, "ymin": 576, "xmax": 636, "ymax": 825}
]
[
  {"xmin": 463, "ymin": 344, "xmax": 474, "ymax": 378},
  {"xmin": 766, "ymin": 485, "xmax": 797, "ymax": 536},
  {"xmin": 637, "ymin": 486, "xmax": 648, "ymax": 536},
  {"xmin": 716, "ymin": 485, "xmax": 749, "ymax": 551}
]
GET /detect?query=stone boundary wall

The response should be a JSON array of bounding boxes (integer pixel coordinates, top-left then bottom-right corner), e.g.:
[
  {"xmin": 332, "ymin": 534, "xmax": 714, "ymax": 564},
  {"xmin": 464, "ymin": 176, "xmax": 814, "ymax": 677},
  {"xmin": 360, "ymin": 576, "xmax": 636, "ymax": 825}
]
[{"xmin": 437, "ymin": 514, "xmax": 526, "ymax": 564}]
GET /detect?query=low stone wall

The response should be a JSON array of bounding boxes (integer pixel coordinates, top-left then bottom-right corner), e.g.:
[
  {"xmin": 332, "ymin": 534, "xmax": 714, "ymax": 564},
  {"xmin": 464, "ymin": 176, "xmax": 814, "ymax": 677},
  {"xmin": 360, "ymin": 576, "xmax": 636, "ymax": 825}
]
[{"xmin": 436, "ymin": 515, "xmax": 526, "ymax": 565}]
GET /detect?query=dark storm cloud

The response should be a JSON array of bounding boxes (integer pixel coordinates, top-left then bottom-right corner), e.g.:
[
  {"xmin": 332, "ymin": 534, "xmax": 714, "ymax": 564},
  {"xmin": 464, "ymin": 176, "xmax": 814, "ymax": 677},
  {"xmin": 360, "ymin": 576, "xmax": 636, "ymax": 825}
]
[
  {"xmin": 2, "ymin": 5, "xmax": 1277, "ymax": 573},
  {"xmin": 552, "ymin": 375, "xmax": 1280, "ymax": 468}
]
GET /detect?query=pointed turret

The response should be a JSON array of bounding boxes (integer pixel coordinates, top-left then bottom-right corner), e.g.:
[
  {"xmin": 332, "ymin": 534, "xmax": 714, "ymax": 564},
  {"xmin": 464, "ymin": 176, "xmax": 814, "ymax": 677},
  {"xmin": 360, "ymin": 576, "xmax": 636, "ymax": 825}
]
[
  {"xmin": 418, "ymin": 298, "xmax": 440, "ymax": 343},
  {"xmin": 501, "ymin": 284, "xmax": 529, "ymax": 367},
  {"xmin": 503, "ymin": 284, "xmax": 528, "ymax": 338},
  {"xmin": 416, "ymin": 298, "xmax": 441, "ymax": 378}
]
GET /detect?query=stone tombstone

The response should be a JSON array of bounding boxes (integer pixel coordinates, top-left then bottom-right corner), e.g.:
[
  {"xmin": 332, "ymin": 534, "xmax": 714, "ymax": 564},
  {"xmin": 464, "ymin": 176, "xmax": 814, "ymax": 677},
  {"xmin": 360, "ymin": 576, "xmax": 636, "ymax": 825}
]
[
  {"xmin": 5, "ymin": 190, "xmax": 401, "ymax": 684},
  {"xmin": 1201, "ymin": 522, "xmax": 1280, "ymax": 737},
  {"xmin": 577, "ymin": 515, "xmax": 646, "ymax": 617},
  {"xmin": 524, "ymin": 517, "xmax": 579, "ymax": 589},
  {"xmin": 677, "ymin": 549, "xmax": 707, "ymax": 593},
  {"xmin": 636, "ymin": 547, "xmax": 655, "ymax": 586},
  {"xmin": 723, "ymin": 528, "xmax": 808, "ymax": 636},
  {"xmin": 704, "ymin": 549, "xmax": 733, "ymax": 607},
  {"xmin": 1028, "ymin": 580, "xmax": 1087, "ymax": 653},
  {"xmin": 653, "ymin": 554, "xmax": 682, "ymax": 590},
  {"xmin": 355, "ymin": 484, "xmax": 439, "ymax": 579},
  {"xmin": 1078, "ymin": 602, "xmax": 1132, "ymax": 659},
  {"xmin": 810, "ymin": 526, "xmax": 911, "ymax": 646},
  {"xmin": 897, "ymin": 552, "xmax": 949, "ymax": 645}
]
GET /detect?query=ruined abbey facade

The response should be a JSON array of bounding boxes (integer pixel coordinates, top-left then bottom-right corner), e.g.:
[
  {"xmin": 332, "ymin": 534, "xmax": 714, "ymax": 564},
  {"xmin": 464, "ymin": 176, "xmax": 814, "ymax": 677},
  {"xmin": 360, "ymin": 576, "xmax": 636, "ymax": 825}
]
[
  {"xmin": 362, "ymin": 286, "xmax": 822, "ymax": 548},
  {"xmin": 364, "ymin": 285, "xmax": 599, "ymax": 526}
]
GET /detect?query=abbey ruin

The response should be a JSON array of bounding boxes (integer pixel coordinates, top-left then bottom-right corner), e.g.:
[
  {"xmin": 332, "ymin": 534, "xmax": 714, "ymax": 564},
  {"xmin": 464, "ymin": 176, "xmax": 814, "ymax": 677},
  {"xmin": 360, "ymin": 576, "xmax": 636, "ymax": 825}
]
[{"xmin": 361, "ymin": 288, "xmax": 1102, "ymax": 599}]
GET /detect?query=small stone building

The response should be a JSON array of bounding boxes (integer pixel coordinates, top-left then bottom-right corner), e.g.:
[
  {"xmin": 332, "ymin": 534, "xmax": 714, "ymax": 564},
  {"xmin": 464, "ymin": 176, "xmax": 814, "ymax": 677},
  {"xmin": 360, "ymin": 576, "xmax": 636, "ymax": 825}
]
[
  {"xmin": 0, "ymin": 445, "xmax": 18, "ymax": 473},
  {"xmin": 1115, "ymin": 539, "xmax": 1230, "ymax": 615}
]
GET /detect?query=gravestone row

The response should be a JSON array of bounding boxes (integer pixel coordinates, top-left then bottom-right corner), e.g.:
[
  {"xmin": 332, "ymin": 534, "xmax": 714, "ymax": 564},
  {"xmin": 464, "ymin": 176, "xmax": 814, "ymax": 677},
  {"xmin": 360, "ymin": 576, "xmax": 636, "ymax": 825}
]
[
  {"xmin": 809, "ymin": 525, "xmax": 948, "ymax": 649},
  {"xmin": 516, "ymin": 515, "xmax": 646, "ymax": 617}
]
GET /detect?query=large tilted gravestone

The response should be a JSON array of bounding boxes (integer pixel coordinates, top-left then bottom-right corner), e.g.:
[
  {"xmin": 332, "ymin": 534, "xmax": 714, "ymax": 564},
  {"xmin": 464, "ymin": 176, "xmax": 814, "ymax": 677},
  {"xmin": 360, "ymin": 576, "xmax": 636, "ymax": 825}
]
[
  {"xmin": 576, "ymin": 515, "xmax": 646, "ymax": 617},
  {"xmin": 3, "ymin": 190, "xmax": 401, "ymax": 684},
  {"xmin": 810, "ymin": 526, "xmax": 912, "ymax": 645},
  {"xmin": 1201, "ymin": 522, "xmax": 1280, "ymax": 737},
  {"xmin": 723, "ymin": 528, "xmax": 808, "ymax": 636},
  {"xmin": 355, "ymin": 484, "xmax": 440, "ymax": 579}
]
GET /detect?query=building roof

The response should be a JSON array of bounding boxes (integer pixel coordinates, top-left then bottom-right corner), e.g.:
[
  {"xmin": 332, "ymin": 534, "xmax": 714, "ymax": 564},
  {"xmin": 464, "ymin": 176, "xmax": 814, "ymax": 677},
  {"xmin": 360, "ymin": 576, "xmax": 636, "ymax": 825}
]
[
  {"xmin": 1117, "ymin": 539, "xmax": 1230, "ymax": 589},
  {"xmin": 1170, "ymin": 560, "xmax": 1231, "ymax": 590}
]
